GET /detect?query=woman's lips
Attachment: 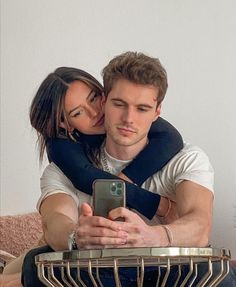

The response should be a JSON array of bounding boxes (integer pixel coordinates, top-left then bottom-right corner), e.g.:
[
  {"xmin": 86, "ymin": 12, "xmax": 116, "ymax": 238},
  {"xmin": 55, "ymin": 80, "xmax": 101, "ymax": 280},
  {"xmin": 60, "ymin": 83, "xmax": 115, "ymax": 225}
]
[{"xmin": 94, "ymin": 115, "xmax": 104, "ymax": 127}]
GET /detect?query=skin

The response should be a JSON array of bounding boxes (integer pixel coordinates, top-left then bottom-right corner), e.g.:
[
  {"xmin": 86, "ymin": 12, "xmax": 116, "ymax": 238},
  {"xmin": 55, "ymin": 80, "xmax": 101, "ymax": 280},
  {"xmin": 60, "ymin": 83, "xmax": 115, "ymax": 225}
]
[
  {"xmin": 60, "ymin": 81, "xmax": 105, "ymax": 135},
  {"xmin": 104, "ymin": 79, "xmax": 161, "ymax": 159},
  {"xmin": 40, "ymin": 79, "xmax": 180, "ymax": 251}
]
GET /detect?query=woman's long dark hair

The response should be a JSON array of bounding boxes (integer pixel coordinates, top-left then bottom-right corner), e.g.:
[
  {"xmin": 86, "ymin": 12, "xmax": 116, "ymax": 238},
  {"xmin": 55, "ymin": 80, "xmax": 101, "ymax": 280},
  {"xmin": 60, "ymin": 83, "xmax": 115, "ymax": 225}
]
[{"xmin": 30, "ymin": 67, "xmax": 103, "ymax": 162}]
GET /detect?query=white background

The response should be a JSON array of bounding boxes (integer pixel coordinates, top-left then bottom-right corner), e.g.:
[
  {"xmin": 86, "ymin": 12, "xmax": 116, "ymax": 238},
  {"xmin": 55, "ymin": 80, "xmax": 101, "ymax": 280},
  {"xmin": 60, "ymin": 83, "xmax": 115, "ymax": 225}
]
[{"xmin": 1, "ymin": 0, "xmax": 236, "ymax": 258}]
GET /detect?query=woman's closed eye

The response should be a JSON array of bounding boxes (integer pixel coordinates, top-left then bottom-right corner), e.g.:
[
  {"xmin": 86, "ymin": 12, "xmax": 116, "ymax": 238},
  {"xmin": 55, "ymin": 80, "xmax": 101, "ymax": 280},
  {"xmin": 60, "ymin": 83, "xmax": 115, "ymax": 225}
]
[{"xmin": 72, "ymin": 109, "xmax": 84, "ymax": 117}]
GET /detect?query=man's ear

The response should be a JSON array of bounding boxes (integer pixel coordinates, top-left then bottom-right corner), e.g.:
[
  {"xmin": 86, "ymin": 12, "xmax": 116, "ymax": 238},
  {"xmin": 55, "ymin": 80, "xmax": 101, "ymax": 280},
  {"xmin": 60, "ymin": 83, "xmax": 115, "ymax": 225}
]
[
  {"xmin": 101, "ymin": 93, "xmax": 107, "ymax": 111},
  {"xmin": 153, "ymin": 104, "xmax": 162, "ymax": 122}
]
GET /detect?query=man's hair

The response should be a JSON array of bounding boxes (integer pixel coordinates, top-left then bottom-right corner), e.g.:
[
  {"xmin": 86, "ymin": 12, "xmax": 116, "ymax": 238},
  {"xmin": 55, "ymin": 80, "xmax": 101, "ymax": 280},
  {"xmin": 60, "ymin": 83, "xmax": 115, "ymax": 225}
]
[{"xmin": 102, "ymin": 51, "xmax": 168, "ymax": 105}]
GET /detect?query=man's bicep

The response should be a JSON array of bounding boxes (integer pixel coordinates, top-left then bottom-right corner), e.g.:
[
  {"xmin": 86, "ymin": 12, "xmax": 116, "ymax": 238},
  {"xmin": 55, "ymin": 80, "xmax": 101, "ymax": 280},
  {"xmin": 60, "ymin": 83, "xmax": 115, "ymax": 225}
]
[{"xmin": 176, "ymin": 180, "xmax": 213, "ymax": 217}]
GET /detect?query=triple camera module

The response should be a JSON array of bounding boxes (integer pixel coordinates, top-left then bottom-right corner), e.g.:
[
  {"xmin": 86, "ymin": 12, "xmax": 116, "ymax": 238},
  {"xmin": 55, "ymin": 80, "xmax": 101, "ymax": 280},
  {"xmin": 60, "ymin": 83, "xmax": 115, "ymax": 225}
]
[{"xmin": 110, "ymin": 182, "xmax": 123, "ymax": 196}]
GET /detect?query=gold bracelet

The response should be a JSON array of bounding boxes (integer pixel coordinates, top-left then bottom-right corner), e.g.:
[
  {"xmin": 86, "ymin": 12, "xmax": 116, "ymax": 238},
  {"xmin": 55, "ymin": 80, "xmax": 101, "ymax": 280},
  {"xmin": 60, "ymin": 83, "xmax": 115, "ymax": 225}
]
[
  {"xmin": 161, "ymin": 225, "xmax": 173, "ymax": 247},
  {"xmin": 158, "ymin": 198, "xmax": 172, "ymax": 218}
]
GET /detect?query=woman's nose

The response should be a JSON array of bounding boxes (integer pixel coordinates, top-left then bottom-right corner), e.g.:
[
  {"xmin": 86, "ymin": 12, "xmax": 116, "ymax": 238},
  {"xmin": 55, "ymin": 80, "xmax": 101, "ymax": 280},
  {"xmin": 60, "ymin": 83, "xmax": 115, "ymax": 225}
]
[{"xmin": 86, "ymin": 104, "xmax": 98, "ymax": 118}]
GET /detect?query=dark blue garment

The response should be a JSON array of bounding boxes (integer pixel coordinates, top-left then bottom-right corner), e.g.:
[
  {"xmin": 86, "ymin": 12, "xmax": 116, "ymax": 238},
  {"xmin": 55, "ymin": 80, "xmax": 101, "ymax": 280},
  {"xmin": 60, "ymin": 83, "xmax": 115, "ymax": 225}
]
[
  {"xmin": 22, "ymin": 246, "xmax": 236, "ymax": 287},
  {"xmin": 46, "ymin": 117, "xmax": 183, "ymax": 219}
]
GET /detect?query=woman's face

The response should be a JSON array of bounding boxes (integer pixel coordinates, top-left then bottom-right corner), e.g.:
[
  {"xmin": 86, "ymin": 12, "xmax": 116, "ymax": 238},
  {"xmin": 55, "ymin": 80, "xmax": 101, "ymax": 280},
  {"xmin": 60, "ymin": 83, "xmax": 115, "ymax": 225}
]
[{"xmin": 62, "ymin": 80, "xmax": 106, "ymax": 135}]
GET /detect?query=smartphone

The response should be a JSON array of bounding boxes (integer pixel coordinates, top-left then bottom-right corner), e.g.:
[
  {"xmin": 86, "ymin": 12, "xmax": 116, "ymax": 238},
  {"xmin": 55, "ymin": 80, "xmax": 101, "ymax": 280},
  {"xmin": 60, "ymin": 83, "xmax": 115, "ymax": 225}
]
[{"xmin": 92, "ymin": 179, "xmax": 126, "ymax": 218}]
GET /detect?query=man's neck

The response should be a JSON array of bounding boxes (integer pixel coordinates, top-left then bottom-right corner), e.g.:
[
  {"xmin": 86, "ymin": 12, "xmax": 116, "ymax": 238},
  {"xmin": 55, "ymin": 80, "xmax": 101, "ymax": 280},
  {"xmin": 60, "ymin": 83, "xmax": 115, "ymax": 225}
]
[{"xmin": 104, "ymin": 136, "xmax": 149, "ymax": 161}]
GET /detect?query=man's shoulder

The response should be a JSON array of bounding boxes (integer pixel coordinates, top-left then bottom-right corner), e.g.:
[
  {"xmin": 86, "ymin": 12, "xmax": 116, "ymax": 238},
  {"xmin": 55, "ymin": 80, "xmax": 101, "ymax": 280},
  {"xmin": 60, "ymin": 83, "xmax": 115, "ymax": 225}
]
[
  {"xmin": 165, "ymin": 142, "xmax": 213, "ymax": 174},
  {"xmin": 173, "ymin": 143, "xmax": 209, "ymax": 160},
  {"xmin": 41, "ymin": 162, "xmax": 70, "ymax": 183}
]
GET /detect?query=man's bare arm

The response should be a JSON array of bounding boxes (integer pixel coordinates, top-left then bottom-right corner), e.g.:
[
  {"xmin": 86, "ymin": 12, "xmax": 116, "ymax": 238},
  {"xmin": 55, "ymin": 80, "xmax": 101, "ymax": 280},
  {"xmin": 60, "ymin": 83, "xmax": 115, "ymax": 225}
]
[
  {"xmin": 109, "ymin": 180, "xmax": 213, "ymax": 247},
  {"xmin": 167, "ymin": 180, "xmax": 213, "ymax": 247},
  {"xmin": 40, "ymin": 193, "xmax": 79, "ymax": 251}
]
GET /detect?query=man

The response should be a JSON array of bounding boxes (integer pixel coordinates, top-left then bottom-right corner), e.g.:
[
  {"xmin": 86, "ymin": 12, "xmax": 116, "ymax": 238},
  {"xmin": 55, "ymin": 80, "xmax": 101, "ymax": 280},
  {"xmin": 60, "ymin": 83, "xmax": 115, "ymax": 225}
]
[{"xmin": 22, "ymin": 52, "xmax": 235, "ymax": 286}]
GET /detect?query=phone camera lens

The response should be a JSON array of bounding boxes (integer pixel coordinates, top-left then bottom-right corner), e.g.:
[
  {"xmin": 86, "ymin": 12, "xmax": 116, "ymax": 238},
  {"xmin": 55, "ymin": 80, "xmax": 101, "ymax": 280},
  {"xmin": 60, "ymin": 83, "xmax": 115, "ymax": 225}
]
[
  {"xmin": 111, "ymin": 186, "xmax": 116, "ymax": 192},
  {"xmin": 116, "ymin": 189, "xmax": 122, "ymax": 196},
  {"xmin": 117, "ymin": 183, "xmax": 122, "ymax": 188}
]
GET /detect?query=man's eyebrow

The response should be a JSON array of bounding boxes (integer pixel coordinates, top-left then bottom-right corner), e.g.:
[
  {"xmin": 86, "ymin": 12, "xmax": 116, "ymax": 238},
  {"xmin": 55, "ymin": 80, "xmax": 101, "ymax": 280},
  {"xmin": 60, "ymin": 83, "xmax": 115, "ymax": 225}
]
[
  {"xmin": 111, "ymin": 98, "xmax": 126, "ymax": 103},
  {"xmin": 111, "ymin": 98, "xmax": 153, "ymax": 109},
  {"xmin": 137, "ymin": 104, "xmax": 153, "ymax": 109},
  {"xmin": 68, "ymin": 90, "xmax": 94, "ymax": 115}
]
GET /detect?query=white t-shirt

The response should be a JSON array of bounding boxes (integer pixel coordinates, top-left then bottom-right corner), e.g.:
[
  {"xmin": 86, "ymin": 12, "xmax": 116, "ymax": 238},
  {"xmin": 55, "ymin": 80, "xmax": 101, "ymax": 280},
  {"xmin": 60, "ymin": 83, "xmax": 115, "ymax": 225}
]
[{"xmin": 38, "ymin": 143, "xmax": 214, "ymax": 222}]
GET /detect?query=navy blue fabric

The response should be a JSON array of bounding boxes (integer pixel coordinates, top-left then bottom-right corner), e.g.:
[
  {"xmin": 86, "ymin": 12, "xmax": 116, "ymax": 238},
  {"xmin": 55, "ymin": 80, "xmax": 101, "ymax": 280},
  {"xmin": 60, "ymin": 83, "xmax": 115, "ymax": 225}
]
[
  {"xmin": 22, "ymin": 245, "xmax": 236, "ymax": 287},
  {"xmin": 123, "ymin": 118, "xmax": 183, "ymax": 185},
  {"xmin": 46, "ymin": 117, "xmax": 183, "ymax": 219}
]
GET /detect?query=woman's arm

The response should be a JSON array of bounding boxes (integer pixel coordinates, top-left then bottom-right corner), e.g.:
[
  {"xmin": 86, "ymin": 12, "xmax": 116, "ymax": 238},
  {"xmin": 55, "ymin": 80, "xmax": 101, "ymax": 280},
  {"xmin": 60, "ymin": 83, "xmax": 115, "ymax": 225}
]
[
  {"xmin": 47, "ymin": 139, "xmax": 161, "ymax": 219},
  {"xmin": 47, "ymin": 118, "xmax": 182, "ymax": 219},
  {"xmin": 122, "ymin": 117, "xmax": 183, "ymax": 185}
]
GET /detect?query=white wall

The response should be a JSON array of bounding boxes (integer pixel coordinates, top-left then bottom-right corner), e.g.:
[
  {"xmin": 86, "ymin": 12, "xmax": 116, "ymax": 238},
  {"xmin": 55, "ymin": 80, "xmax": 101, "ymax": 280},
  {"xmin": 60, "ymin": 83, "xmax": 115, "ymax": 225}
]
[{"xmin": 1, "ymin": 0, "xmax": 235, "ymax": 258}]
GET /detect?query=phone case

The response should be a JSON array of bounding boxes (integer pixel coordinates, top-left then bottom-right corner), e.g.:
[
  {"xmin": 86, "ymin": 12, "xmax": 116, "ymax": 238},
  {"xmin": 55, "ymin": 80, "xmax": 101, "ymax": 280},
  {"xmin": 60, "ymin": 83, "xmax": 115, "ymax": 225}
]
[{"xmin": 92, "ymin": 179, "xmax": 126, "ymax": 218}]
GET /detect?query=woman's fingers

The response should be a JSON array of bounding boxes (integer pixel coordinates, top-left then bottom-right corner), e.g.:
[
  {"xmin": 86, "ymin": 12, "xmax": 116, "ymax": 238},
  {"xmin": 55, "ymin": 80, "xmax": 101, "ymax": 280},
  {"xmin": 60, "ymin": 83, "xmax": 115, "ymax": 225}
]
[{"xmin": 77, "ymin": 235, "xmax": 127, "ymax": 248}]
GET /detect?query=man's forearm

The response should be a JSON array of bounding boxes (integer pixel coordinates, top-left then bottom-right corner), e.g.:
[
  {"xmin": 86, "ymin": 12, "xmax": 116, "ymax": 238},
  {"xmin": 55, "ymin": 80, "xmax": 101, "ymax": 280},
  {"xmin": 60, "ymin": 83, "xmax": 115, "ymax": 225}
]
[
  {"xmin": 165, "ymin": 181, "xmax": 213, "ymax": 247},
  {"xmin": 40, "ymin": 193, "xmax": 79, "ymax": 251},
  {"xmin": 42, "ymin": 211, "xmax": 77, "ymax": 251},
  {"xmin": 162, "ymin": 211, "xmax": 212, "ymax": 247}
]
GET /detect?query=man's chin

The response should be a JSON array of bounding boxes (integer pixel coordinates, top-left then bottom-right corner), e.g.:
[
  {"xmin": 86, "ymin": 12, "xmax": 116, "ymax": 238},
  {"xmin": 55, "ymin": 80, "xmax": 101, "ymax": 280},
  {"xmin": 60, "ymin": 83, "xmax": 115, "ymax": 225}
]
[{"xmin": 112, "ymin": 137, "xmax": 137, "ymax": 147}]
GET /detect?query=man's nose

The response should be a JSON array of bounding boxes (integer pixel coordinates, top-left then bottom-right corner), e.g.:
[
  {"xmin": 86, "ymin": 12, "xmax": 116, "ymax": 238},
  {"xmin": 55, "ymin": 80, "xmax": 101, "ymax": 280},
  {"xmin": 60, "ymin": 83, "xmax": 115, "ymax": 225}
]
[{"xmin": 122, "ymin": 108, "xmax": 134, "ymax": 123}]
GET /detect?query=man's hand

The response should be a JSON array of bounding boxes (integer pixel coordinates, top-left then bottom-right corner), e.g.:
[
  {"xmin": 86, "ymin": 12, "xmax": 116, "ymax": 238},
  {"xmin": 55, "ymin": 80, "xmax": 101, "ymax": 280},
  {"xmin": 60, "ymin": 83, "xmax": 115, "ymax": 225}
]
[
  {"xmin": 109, "ymin": 207, "xmax": 166, "ymax": 247},
  {"xmin": 76, "ymin": 203, "xmax": 128, "ymax": 249}
]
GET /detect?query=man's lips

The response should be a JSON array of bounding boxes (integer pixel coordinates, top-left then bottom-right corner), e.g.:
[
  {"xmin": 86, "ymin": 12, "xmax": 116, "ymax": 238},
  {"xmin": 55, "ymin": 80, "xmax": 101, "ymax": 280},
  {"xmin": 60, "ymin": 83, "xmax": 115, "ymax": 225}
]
[{"xmin": 117, "ymin": 126, "xmax": 136, "ymax": 134}]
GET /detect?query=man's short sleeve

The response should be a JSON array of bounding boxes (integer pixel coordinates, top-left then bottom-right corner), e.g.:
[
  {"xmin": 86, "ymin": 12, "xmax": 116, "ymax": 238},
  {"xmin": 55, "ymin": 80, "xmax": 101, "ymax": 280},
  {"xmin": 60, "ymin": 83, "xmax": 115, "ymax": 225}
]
[
  {"xmin": 172, "ymin": 144, "xmax": 214, "ymax": 193},
  {"xmin": 37, "ymin": 162, "xmax": 80, "ymax": 210}
]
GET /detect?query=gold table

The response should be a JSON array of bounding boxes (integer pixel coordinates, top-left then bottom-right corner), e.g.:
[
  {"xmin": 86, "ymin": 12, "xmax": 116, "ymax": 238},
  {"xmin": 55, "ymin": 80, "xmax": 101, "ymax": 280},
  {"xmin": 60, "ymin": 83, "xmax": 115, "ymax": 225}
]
[{"xmin": 35, "ymin": 247, "xmax": 231, "ymax": 287}]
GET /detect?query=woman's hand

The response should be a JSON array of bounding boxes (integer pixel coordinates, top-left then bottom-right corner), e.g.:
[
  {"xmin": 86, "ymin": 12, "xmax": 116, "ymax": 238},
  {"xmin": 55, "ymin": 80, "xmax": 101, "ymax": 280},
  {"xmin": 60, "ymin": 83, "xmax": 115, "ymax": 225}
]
[
  {"xmin": 76, "ymin": 203, "xmax": 128, "ymax": 249},
  {"xmin": 117, "ymin": 172, "xmax": 133, "ymax": 183}
]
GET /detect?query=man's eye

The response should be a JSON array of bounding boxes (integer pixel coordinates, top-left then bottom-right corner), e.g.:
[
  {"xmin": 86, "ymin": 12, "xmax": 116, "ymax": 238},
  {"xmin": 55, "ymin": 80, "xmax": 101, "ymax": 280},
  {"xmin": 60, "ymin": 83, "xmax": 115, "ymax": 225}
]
[
  {"xmin": 138, "ymin": 107, "xmax": 148, "ymax": 112},
  {"xmin": 114, "ymin": 102, "xmax": 125, "ymax": 107}
]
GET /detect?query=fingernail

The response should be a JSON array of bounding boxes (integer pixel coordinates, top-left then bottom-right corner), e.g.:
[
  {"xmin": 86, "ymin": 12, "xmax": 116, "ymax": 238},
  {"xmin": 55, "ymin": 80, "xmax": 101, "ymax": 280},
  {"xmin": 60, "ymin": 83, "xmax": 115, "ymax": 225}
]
[{"xmin": 121, "ymin": 238, "xmax": 127, "ymax": 244}]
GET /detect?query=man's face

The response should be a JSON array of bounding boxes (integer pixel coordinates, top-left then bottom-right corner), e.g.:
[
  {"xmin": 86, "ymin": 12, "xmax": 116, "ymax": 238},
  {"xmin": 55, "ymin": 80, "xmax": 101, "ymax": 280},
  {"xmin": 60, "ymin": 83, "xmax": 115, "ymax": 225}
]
[{"xmin": 104, "ymin": 79, "xmax": 161, "ymax": 148}]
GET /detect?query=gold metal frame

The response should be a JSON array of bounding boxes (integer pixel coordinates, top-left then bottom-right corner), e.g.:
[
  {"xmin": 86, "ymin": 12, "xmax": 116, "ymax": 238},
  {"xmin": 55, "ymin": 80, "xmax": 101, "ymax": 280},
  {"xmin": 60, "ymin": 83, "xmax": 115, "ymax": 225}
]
[{"xmin": 35, "ymin": 247, "xmax": 231, "ymax": 287}]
